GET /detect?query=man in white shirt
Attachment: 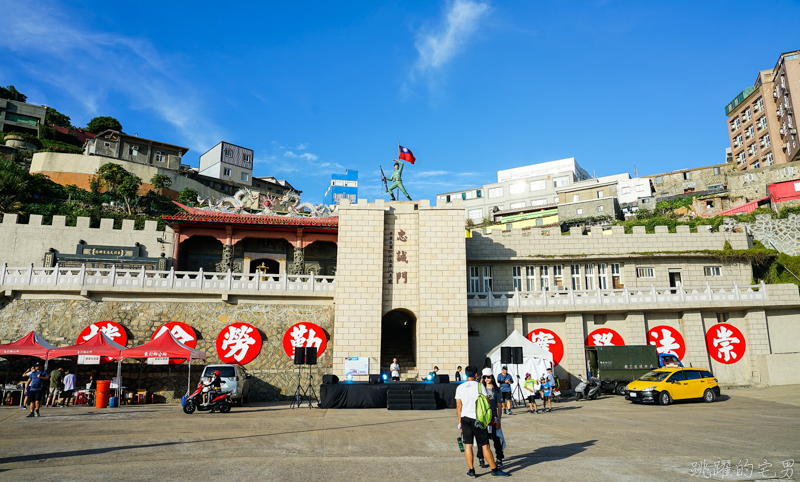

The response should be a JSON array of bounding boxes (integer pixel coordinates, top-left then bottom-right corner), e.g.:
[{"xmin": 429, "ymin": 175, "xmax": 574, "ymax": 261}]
[
  {"xmin": 59, "ymin": 368, "xmax": 77, "ymax": 407},
  {"xmin": 455, "ymin": 365, "xmax": 510, "ymax": 478},
  {"xmin": 390, "ymin": 358, "xmax": 400, "ymax": 382}
]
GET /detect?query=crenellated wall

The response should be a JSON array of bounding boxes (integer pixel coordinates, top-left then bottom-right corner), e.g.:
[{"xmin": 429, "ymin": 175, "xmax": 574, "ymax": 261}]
[{"xmin": 0, "ymin": 214, "xmax": 172, "ymax": 268}]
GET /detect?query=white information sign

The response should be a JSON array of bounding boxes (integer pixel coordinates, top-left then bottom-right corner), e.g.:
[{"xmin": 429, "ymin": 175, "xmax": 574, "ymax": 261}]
[
  {"xmin": 344, "ymin": 357, "xmax": 369, "ymax": 377},
  {"xmin": 78, "ymin": 355, "xmax": 101, "ymax": 365},
  {"xmin": 147, "ymin": 357, "xmax": 170, "ymax": 365}
]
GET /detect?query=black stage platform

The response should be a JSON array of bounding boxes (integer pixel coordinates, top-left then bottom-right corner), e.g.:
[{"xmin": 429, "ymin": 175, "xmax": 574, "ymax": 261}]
[{"xmin": 319, "ymin": 382, "xmax": 460, "ymax": 409}]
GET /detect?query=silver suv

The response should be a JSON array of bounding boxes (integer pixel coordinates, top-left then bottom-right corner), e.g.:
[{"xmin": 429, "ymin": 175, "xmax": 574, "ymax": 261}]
[{"xmin": 200, "ymin": 364, "xmax": 252, "ymax": 405}]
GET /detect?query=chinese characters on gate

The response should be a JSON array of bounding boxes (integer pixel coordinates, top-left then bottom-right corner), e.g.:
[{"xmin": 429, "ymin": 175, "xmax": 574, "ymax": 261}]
[{"xmin": 387, "ymin": 229, "xmax": 409, "ymax": 285}]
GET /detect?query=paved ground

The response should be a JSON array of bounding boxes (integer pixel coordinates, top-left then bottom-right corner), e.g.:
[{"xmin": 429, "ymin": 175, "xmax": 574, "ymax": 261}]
[{"xmin": 0, "ymin": 386, "xmax": 798, "ymax": 481}]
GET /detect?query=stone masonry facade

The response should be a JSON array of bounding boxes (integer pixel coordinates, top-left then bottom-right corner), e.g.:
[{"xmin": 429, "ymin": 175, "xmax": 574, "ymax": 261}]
[{"xmin": 0, "ymin": 299, "xmax": 334, "ymax": 402}]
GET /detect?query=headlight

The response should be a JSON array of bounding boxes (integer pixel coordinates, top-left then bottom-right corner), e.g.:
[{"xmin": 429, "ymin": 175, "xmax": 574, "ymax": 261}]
[{"xmin": 642, "ymin": 386, "xmax": 657, "ymax": 392}]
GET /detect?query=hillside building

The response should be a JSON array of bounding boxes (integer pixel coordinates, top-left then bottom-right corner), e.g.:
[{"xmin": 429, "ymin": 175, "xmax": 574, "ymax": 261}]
[
  {"xmin": 323, "ymin": 169, "xmax": 358, "ymax": 205},
  {"xmin": 199, "ymin": 142, "xmax": 254, "ymax": 187},
  {"xmin": 0, "ymin": 98, "xmax": 46, "ymax": 136}
]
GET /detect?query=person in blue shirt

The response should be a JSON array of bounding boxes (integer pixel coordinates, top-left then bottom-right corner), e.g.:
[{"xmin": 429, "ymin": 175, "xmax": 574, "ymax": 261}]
[
  {"xmin": 540, "ymin": 376, "xmax": 553, "ymax": 413},
  {"xmin": 26, "ymin": 362, "xmax": 50, "ymax": 418},
  {"xmin": 496, "ymin": 366, "xmax": 514, "ymax": 415}
]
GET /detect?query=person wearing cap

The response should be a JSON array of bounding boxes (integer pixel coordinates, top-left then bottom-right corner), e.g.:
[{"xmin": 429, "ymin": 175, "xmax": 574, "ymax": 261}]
[
  {"xmin": 25, "ymin": 362, "xmax": 49, "ymax": 418},
  {"xmin": 496, "ymin": 366, "xmax": 514, "ymax": 415},
  {"xmin": 203, "ymin": 370, "xmax": 223, "ymax": 410},
  {"xmin": 540, "ymin": 376, "xmax": 553, "ymax": 413},
  {"xmin": 477, "ymin": 368, "xmax": 506, "ymax": 470},
  {"xmin": 523, "ymin": 373, "xmax": 540, "ymax": 414}
]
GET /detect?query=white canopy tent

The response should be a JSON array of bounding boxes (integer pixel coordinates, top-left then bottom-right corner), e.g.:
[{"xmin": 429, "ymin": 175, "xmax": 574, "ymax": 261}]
[{"xmin": 486, "ymin": 330, "xmax": 553, "ymax": 401}]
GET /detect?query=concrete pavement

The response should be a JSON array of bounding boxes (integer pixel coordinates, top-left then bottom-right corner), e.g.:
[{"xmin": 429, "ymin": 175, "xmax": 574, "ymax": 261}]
[{"xmin": 0, "ymin": 386, "xmax": 798, "ymax": 481}]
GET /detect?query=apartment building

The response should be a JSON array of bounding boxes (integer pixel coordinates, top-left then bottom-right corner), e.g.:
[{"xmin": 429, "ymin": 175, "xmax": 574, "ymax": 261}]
[
  {"xmin": 323, "ymin": 169, "xmax": 358, "ymax": 205},
  {"xmin": 726, "ymin": 50, "xmax": 800, "ymax": 171},
  {"xmin": 0, "ymin": 98, "xmax": 46, "ymax": 136},
  {"xmin": 555, "ymin": 174, "xmax": 628, "ymax": 221},
  {"xmin": 437, "ymin": 157, "xmax": 590, "ymax": 222},
  {"xmin": 85, "ymin": 129, "xmax": 188, "ymax": 171},
  {"xmin": 199, "ymin": 141, "xmax": 254, "ymax": 186}
]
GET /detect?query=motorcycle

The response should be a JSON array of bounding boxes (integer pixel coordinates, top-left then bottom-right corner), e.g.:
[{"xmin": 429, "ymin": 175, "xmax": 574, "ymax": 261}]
[
  {"xmin": 183, "ymin": 383, "xmax": 233, "ymax": 414},
  {"xmin": 574, "ymin": 375, "xmax": 601, "ymax": 401}
]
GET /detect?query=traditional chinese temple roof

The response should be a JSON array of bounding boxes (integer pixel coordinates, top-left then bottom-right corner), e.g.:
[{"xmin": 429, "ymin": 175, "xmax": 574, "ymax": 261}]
[{"xmin": 164, "ymin": 209, "xmax": 339, "ymax": 229}]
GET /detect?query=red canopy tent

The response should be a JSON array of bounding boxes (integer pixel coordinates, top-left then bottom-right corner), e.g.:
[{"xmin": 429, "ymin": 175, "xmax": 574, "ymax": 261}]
[
  {"xmin": 48, "ymin": 332, "xmax": 127, "ymax": 401},
  {"xmin": 0, "ymin": 331, "xmax": 57, "ymax": 361},
  {"xmin": 121, "ymin": 331, "xmax": 206, "ymax": 394}
]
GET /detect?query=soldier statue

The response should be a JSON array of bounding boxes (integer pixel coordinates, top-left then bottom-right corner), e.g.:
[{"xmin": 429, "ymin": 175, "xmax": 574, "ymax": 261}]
[{"xmin": 382, "ymin": 160, "xmax": 412, "ymax": 201}]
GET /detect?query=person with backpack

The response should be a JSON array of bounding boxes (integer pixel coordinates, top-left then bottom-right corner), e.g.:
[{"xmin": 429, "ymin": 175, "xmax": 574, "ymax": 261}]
[
  {"xmin": 455, "ymin": 365, "xmax": 510, "ymax": 478},
  {"xmin": 477, "ymin": 368, "xmax": 505, "ymax": 470}
]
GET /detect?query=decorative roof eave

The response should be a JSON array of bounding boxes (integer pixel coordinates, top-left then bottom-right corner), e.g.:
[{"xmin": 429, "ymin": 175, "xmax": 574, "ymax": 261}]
[{"xmin": 164, "ymin": 203, "xmax": 338, "ymax": 230}]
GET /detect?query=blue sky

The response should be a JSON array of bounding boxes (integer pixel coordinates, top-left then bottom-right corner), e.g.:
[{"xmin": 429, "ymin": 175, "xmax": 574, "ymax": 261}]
[{"xmin": 2, "ymin": 1, "xmax": 799, "ymax": 204}]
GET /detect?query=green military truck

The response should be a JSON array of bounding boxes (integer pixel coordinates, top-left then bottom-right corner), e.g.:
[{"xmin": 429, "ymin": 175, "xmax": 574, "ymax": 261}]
[{"xmin": 585, "ymin": 345, "xmax": 682, "ymax": 395}]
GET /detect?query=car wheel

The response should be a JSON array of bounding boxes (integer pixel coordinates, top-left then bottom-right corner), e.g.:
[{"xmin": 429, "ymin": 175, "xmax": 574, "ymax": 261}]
[
  {"xmin": 703, "ymin": 389, "xmax": 716, "ymax": 403},
  {"xmin": 219, "ymin": 403, "xmax": 231, "ymax": 413},
  {"xmin": 659, "ymin": 391, "xmax": 672, "ymax": 406},
  {"xmin": 615, "ymin": 383, "xmax": 628, "ymax": 396},
  {"xmin": 183, "ymin": 401, "xmax": 196, "ymax": 414}
]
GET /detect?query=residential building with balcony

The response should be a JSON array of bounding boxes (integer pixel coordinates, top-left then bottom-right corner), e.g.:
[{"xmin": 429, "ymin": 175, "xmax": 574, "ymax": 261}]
[
  {"xmin": 726, "ymin": 50, "xmax": 800, "ymax": 171},
  {"xmin": 436, "ymin": 157, "xmax": 590, "ymax": 222}
]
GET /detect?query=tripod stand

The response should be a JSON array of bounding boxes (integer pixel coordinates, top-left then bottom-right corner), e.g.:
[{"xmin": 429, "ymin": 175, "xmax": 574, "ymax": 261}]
[
  {"xmin": 290, "ymin": 364, "xmax": 319, "ymax": 409},
  {"xmin": 512, "ymin": 368, "xmax": 527, "ymax": 408}
]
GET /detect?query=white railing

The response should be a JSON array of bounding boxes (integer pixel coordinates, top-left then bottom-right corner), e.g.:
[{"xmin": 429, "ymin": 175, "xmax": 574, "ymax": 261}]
[
  {"xmin": 467, "ymin": 282, "xmax": 768, "ymax": 309},
  {"xmin": 0, "ymin": 264, "xmax": 335, "ymax": 295}
]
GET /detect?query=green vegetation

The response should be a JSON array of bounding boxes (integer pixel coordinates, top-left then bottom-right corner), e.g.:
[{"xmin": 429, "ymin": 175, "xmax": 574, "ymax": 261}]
[
  {"xmin": 0, "ymin": 85, "xmax": 27, "ymax": 102},
  {"xmin": 178, "ymin": 188, "xmax": 198, "ymax": 206},
  {"xmin": 86, "ymin": 116, "xmax": 122, "ymax": 134},
  {"xmin": 45, "ymin": 108, "xmax": 72, "ymax": 128},
  {"xmin": 150, "ymin": 174, "xmax": 173, "ymax": 192}
]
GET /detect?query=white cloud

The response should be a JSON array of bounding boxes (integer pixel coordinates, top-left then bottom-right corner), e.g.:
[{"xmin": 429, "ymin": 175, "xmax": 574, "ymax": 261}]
[
  {"xmin": 0, "ymin": 3, "xmax": 224, "ymax": 153},
  {"xmin": 297, "ymin": 143, "xmax": 308, "ymax": 150},
  {"xmin": 284, "ymin": 151, "xmax": 297, "ymax": 158},
  {"xmin": 300, "ymin": 153, "xmax": 318, "ymax": 161},
  {"xmin": 418, "ymin": 170, "xmax": 451, "ymax": 176},
  {"xmin": 414, "ymin": 0, "xmax": 490, "ymax": 74}
]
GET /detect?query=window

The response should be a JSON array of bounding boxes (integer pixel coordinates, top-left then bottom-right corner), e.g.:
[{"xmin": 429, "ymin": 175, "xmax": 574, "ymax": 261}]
[
  {"xmin": 704, "ymin": 266, "xmax": 722, "ymax": 277},
  {"xmin": 621, "ymin": 187, "xmax": 631, "ymax": 195},
  {"xmin": 553, "ymin": 176, "xmax": 570, "ymax": 187},
  {"xmin": 655, "ymin": 176, "xmax": 662, "ymax": 185},
  {"xmin": 642, "ymin": 198, "xmax": 650, "ymax": 203},
  {"xmin": 129, "ymin": 146, "xmax": 139, "ymax": 156},
  {"xmin": 482, "ymin": 266, "xmax": 493, "ymax": 292},
  {"xmin": 224, "ymin": 148, "xmax": 233, "ymax": 158},
  {"xmin": 573, "ymin": 194, "xmax": 580, "ymax": 202},
  {"xmin": 155, "ymin": 151, "xmax": 164, "ymax": 163},
  {"xmin": 597, "ymin": 190, "xmax": 604, "ymax": 198},
  {"xmin": 571, "ymin": 265, "xmax": 582, "ymax": 290},
  {"xmin": 468, "ymin": 208, "xmax": 483, "ymax": 220},
  {"xmin": 469, "ymin": 267, "xmax": 480, "ymax": 292},
  {"xmin": 730, "ymin": 119, "xmax": 740, "ymax": 131},
  {"xmin": 536, "ymin": 218, "xmax": 543, "ymax": 226},
  {"xmin": 576, "ymin": 208, "xmax": 583, "ymax": 215},
  {"xmin": 683, "ymin": 171, "xmax": 692, "ymax": 180},
  {"xmin": 598, "ymin": 264, "xmax": 608, "ymax": 289},
  {"xmin": 488, "ymin": 187, "xmax": 503, "ymax": 198},
  {"xmin": 762, "ymin": 134, "xmax": 771, "ymax": 148},
  {"xmin": 241, "ymin": 172, "xmax": 249, "ymax": 182},
  {"xmin": 637, "ymin": 267, "xmax": 655, "ymax": 278},
  {"xmin": 755, "ymin": 97, "xmax": 764, "ymax": 112},
  {"xmin": 223, "ymin": 168, "xmax": 232, "ymax": 177},
  {"xmin": 509, "ymin": 201, "xmax": 526, "ymax": 209},
  {"xmin": 512, "ymin": 266, "xmax": 523, "ymax": 291},
  {"xmin": 529, "ymin": 179, "xmax": 546, "ymax": 191},
  {"xmin": 103, "ymin": 142, "xmax": 111, "ymax": 147},
  {"xmin": 532, "ymin": 199, "xmax": 547, "ymax": 206},
  {"xmin": 611, "ymin": 263, "xmax": 622, "ymax": 288},
  {"xmin": 552, "ymin": 265, "xmax": 564, "ymax": 290},
  {"xmin": 539, "ymin": 266, "xmax": 550, "ymax": 291},
  {"xmin": 635, "ymin": 184, "xmax": 645, "ymax": 192},
  {"xmin": 525, "ymin": 266, "xmax": 536, "ymax": 291},
  {"xmin": 745, "ymin": 125, "xmax": 754, "ymax": 138},
  {"xmin": 476, "ymin": 189, "xmax": 482, "ymax": 198},
  {"xmin": 765, "ymin": 153, "xmax": 774, "ymax": 166},
  {"xmin": 461, "ymin": 192, "xmax": 467, "ymax": 200},
  {"xmin": 553, "ymin": 197, "xmax": 559, "ymax": 204},
  {"xmin": 243, "ymin": 153, "xmax": 251, "ymax": 162},
  {"xmin": 752, "ymin": 162, "xmax": 760, "ymax": 169},
  {"xmin": 783, "ymin": 166, "xmax": 795, "ymax": 177},
  {"xmin": 597, "ymin": 205, "xmax": 604, "ymax": 213},
  {"xmin": 509, "ymin": 182, "xmax": 525, "ymax": 195},
  {"xmin": 584, "ymin": 264, "xmax": 595, "ymax": 290}
]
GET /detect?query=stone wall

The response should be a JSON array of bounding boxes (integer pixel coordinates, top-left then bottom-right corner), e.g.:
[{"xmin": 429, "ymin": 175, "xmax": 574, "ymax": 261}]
[
  {"xmin": 0, "ymin": 213, "xmax": 172, "ymax": 268},
  {"xmin": 741, "ymin": 213, "xmax": 800, "ymax": 255},
  {"xmin": 0, "ymin": 298, "xmax": 334, "ymax": 402}
]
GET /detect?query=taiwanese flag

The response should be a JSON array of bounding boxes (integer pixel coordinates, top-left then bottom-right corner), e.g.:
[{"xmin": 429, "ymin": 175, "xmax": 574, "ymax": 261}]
[{"xmin": 398, "ymin": 145, "xmax": 416, "ymax": 164}]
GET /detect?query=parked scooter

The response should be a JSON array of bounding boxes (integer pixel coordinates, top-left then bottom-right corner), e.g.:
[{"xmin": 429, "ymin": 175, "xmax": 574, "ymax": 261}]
[
  {"xmin": 574, "ymin": 374, "xmax": 601, "ymax": 401},
  {"xmin": 183, "ymin": 383, "xmax": 233, "ymax": 414}
]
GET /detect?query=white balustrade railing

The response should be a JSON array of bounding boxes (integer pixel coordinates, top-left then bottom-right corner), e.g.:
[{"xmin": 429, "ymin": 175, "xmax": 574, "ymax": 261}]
[
  {"xmin": 467, "ymin": 282, "xmax": 768, "ymax": 309},
  {"xmin": 0, "ymin": 264, "xmax": 335, "ymax": 295}
]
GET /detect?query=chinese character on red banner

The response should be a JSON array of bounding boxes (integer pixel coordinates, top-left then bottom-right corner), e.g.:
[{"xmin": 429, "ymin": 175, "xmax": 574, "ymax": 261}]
[
  {"xmin": 215, "ymin": 323, "xmax": 262, "ymax": 364},
  {"xmin": 706, "ymin": 324, "xmax": 746, "ymax": 364},
  {"xmin": 282, "ymin": 322, "xmax": 328, "ymax": 360},
  {"xmin": 647, "ymin": 325, "xmax": 686, "ymax": 360},
  {"xmin": 585, "ymin": 328, "xmax": 625, "ymax": 346},
  {"xmin": 152, "ymin": 321, "xmax": 197, "ymax": 365},
  {"xmin": 527, "ymin": 328, "xmax": 564, "ymax": 365},
  {"xmin": 77, "ymin": 321, "xmax": 128, "ymax": 363}
]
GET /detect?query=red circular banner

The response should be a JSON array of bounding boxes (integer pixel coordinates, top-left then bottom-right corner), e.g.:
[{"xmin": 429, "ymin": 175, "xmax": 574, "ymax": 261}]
[
  {"xmin": 647, "ymin": 325, "xmax": 686, "ymax": 360},
  {"xmin": 585, "ymin": 328, "xmax": 625, "ymax": 347},
  {"xmin": 705, "ymin": 323, "xmax": 746, "ymax": 364},
  {"xmin": 282, "ymin": 322, "xmax": 328, "ymax": 360},
  {"xmin": 77, "ymin": 320, "xmax": 128, "ymax": 363},
  {"xmin": 215, "ymin": 323, "xmax": 262, "ymax": 365},
  {"xmin": 526, "ymin": 328, "xmax": 564, "ymax": 365},
  {"xmin": 151, "ymin": 321, "xmax": 197, "ymax": 365}
]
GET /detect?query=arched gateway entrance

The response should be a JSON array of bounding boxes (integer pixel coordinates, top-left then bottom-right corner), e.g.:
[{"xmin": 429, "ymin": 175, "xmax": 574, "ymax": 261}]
[{"xmin": 380, "ymin": 309, "xmax": 416, "ymax": 373}]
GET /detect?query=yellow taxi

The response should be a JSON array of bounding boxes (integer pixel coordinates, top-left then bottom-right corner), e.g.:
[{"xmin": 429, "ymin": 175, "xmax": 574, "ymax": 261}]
[{"xmin": 625, "ymin": 367, "xmax": 720, "ymax": 405}]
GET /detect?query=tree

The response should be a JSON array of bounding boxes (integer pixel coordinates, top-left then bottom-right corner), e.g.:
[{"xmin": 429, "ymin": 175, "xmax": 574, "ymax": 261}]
[
  {"xmin": 0, "ymin": 85, "xmax": 27, "ymax": 102},
  {"xmin": 45, "ymin": 108, "xmax": 72, "ymax": 128},
  {"xmin": 95, "ymin": 163, "xmax": 141, "ymax": 213},
  {"xmin": 0, "ymin": 159, "xmax": 30, "ymax": 214},
  {"xmin": 178, "ymin": 188, "xmax": 198, "ymax": 205},
  {"xmin": 150, "ymin": 174, "xmax": 173, "ymax": 192},
  {"xmin": 86, "ymin": 116, "xmax": 122, "ymax": 134}
]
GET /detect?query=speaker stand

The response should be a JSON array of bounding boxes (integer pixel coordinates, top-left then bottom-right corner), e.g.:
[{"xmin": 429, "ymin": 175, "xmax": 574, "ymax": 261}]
[
  {"xmin": 304, "ymin": 366, "xmax": 319, "ymax": 409},
  {"xmin": 290, "ymin": 364, "xmax": 307, "ymax": 409},
  {"xmin": 512, "ymin": 366, "xmax": 526, "ymax": 408}
]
